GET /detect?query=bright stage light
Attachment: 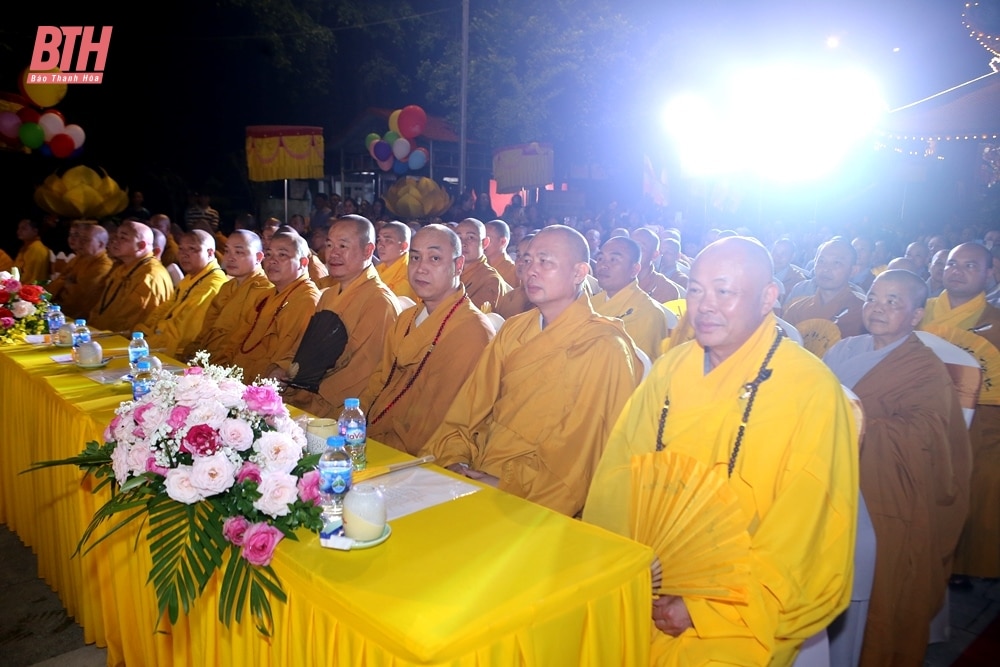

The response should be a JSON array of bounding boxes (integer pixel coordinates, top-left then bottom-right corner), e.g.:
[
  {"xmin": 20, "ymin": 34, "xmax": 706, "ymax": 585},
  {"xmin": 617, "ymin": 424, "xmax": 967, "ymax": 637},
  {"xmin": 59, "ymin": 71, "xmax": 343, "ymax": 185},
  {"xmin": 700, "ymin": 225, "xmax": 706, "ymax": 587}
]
[{"xmin": 662, "ymin": 63, "xmax": 886, "ymax": 182}]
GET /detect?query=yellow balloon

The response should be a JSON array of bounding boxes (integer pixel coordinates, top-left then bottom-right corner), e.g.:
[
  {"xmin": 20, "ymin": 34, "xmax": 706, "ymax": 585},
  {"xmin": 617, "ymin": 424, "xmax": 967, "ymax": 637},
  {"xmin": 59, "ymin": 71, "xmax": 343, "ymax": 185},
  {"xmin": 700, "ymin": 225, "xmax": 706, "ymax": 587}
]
[
  {"xmin": 389, "ymin": 109, "xmax": 401, "ymax": 135},
  {"xmin": 21, "ymin": 67, "xmax": 68, "ymax": 108}
]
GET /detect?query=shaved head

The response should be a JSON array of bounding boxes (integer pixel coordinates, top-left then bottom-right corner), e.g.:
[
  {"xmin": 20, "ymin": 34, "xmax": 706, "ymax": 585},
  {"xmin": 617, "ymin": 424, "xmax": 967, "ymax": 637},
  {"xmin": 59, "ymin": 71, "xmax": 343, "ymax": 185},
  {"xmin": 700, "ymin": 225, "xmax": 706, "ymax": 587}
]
[
  {"xmin": 272, "ymin": 230, "xmax": 310, "ymax": 260},
  {"xmin": 413, "ymin": 223, "xmax": 461, "ymax": 258},
  {"xmin": 605, "ymin": 235, "xmax": 641, "ymax": 264},
  {"xmin": 873, "ymin": 269, "xmax": 928, "ymax": 308},
  {"xmin": 485, "ymin": 219, "xmax": 511, "ymax": 241},
  {"xmin": 228, "ymin": 229, "xmax": 263, "ymax": 255},
  {"xmin": 886, "ymin": 257, "xmax": 918, "ymax": 273},
  {"xmin": 533, "ymin": 224, "xmax": 591, "ymax": 264},
  {"xmin": 333, "ymin": 215, "xmax": 376, "ymax": 247},
  {"xmin": 186, "ymin": 228, "xmax": 216, "ymax": 251},
  {"xmin": 381, "ymin": 220, "xmax": 411, "ymax": 244}
]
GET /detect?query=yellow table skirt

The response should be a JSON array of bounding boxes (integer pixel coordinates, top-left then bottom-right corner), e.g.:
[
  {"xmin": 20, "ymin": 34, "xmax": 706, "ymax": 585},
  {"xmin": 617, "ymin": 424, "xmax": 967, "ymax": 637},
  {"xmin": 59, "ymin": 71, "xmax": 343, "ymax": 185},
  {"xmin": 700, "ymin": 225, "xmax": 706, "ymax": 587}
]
[{"xmin": 0, "ymin": 341, "xmax": 652, "ymax": 666}]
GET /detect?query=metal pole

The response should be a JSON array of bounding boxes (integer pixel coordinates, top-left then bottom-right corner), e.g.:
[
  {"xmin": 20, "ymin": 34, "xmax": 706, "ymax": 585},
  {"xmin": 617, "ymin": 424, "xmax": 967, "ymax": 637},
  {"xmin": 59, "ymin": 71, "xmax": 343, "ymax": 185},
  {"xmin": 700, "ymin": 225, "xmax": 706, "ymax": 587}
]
[
  {"xmin": 284, "ymin": 179, "xmax": 289, "ymax": 223},
  {"xmin": 459, "ymin": 0, "xmax": 469, "ymax": 193}
]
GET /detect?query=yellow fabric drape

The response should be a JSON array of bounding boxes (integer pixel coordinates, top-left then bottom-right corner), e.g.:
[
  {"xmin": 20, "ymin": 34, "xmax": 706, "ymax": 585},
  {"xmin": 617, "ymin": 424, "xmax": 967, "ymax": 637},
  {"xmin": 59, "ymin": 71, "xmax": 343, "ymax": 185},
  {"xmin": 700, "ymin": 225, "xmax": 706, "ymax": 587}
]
[
  {"xmin": 1, "ymin": 340, "xmax": 651, "ymax": 665},
  {"xmin": 246, "ymin": 132, "xmax": 324, "ymax": 182},
  {"xmin": 921, "ymin": 291, "xmax": 988, "ymax": 331}
]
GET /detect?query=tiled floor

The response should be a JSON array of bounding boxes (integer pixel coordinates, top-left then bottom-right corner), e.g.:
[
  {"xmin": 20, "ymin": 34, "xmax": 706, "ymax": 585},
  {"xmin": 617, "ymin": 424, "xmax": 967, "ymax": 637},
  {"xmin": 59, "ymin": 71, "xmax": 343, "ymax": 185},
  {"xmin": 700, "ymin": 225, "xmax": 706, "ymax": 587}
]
[{"xmin": 0, "ymin": 524, "xmax": 996, "ymax": 666}]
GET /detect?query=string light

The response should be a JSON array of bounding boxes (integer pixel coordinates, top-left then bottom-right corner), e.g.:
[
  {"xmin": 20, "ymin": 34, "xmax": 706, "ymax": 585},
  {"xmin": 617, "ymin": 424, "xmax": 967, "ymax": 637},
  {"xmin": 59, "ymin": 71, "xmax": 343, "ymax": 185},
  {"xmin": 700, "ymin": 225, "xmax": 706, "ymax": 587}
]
[{"xmin": 963, "ymin": 2, "xmax": 1000, "ymax": 58}]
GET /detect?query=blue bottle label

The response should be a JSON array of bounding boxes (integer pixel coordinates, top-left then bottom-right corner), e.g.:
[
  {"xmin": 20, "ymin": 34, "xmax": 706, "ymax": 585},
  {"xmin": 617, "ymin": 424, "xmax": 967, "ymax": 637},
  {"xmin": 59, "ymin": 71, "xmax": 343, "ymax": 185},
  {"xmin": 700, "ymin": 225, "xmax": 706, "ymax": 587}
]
[{"xmin": 318, "ymin": 464, "xmax": 351, "ymax": 494}]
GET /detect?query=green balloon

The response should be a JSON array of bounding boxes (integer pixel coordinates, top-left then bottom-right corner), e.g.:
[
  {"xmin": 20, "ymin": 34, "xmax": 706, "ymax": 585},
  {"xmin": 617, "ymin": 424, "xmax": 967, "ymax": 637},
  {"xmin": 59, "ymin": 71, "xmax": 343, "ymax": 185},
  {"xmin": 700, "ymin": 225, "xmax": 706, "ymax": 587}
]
[
  {"xmin": 365, "ymin": 132, "xmax": 381, "ymax": 149},
  {"xmin": 384, "ymin": 131, "xmax": 400, "ymax": 146},
  {"xmin": 19, "ymin": 122, "xmax": 44, "ymax": 149}
]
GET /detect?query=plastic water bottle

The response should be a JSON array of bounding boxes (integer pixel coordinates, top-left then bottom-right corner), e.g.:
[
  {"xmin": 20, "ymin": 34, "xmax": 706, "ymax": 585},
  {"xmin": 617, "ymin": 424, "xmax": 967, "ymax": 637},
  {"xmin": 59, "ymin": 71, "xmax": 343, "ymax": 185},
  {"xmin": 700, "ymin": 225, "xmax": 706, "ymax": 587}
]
[
  {"xmin": 318, "ymin": 435, "xmax": 352, "ymax": 518},
  {"xmin": 128, "ymin": 332, "xmax": 150, "ymax": 372},
  {"xmin": 46, "ymin": 305, "xmax": 65, "ymax": 344},
  {"xmin": 132, "ymin": 360, "xmax": 155, "ymax": 401},
  {"xmin": 338, "ymin": 398, "xmax": 367, "ymax": 471},
  {"xmin": 71, "ymin": 319, "xmax": 91, "ymax": 363}
]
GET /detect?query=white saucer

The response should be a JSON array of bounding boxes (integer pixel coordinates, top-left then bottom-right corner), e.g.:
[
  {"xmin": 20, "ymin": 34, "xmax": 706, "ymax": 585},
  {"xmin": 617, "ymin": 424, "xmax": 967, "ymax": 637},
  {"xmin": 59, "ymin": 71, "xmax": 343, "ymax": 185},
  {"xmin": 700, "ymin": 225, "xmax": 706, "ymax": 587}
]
[
  {"xmin": 76, "ymin": 357, "xmax": 112, "ymax": 369},
  {"xmin": 349, "ymin": 524, "xmax": 391, "ymax": 550}
]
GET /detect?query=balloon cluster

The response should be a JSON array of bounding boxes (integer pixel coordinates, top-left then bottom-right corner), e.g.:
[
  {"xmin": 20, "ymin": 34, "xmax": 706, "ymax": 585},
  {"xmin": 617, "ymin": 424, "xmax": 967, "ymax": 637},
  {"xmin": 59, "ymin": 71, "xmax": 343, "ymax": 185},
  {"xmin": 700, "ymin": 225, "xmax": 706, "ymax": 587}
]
[
  {"xmin": 365, "ymin": 105, "xmax": 429, "ymax": 175},
  {"xmin": 0, "ymin": 107, "xmax": 85, "ymax": 157}
]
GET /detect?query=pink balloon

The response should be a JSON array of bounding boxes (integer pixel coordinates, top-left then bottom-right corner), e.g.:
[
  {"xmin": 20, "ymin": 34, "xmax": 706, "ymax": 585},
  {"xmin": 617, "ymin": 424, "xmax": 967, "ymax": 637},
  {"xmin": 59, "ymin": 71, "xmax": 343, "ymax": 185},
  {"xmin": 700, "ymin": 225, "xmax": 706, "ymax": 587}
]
[
  {"xmin": 64, "ymin": 124, "xmax": 85, "ymax": 148},
  {"xmin": 377, "ymin": 157, "xmax": 394, "ymax": 172},
  {"xmin": 0, "ymin": 111, "xmax": 21, "ymax": 139},
  {"xmin": 392, "ymin": 137, "xmax": 411, "ymax": 160}
]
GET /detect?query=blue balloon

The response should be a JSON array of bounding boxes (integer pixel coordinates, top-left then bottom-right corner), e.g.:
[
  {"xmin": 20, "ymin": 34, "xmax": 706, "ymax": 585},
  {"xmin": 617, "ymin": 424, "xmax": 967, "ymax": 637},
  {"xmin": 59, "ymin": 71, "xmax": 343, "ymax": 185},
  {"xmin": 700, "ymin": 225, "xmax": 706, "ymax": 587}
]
[
  {"xmin": 392, "ymin": 158, "xmax": 409, "ymax": 175},
  {"xmin": 39, "ymin": 144, "xmax": 53, "ymax": 157},
  {"xmin": 407, "ymin": 148, "xmax": 428, "ymax": 170}
]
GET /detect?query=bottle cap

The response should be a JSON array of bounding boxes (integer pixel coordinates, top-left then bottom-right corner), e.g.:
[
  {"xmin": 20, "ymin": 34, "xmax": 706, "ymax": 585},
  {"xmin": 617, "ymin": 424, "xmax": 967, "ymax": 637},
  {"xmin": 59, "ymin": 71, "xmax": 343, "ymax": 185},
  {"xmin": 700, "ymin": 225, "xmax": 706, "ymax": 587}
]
[
  {"xmin": 75, "ymin": 319, "xmax": 86, "ymax": 326},
  {"xmin": 137, "ymin": 360, "xmax": 151, "ymax": 370},
  {"xmin": 132, "ymin": 332, "xmax": 144, "ymax": 339},
  {"xmin": 326, "ymin": 435, "xmax": 347, "ymax": 448},
  {"xmin": 50, "ymin": 305, "xmax": 61, "ymax": 311},
  {"xmin": 344, "ymin": 398, "xmax": 360, "ymax": 409}
]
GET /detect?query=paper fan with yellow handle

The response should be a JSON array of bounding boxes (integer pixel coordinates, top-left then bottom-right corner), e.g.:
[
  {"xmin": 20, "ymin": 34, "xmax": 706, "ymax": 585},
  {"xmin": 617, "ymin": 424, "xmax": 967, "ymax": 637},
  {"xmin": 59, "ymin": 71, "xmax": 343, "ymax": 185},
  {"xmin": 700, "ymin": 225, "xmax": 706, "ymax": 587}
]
[
  {"xmin": 629, "ymin": 450, "xmax": 751, "ymax": 603},
  {"xmin": 923, "ymin": 324, "xmax": 1000, "ymax": 405},
  {"xmin": 796, "ymin": 318, "xmax": 841, "ymax": 357}
]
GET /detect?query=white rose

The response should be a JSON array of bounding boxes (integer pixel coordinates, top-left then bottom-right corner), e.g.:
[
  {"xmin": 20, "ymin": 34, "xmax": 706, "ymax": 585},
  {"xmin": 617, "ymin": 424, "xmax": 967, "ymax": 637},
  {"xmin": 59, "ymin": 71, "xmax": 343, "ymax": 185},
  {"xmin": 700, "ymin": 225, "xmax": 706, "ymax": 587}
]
[
  {"xmin": 164, "ymin": 466, "xmax": 203, "ymax": 504},
  {"xmin": 126, "ymin": 441, "xmax": 152, "ymax": 476},
  {"xmin": 219, "ymin": 418, "xmax": 254, "ymax": 451},
  {"xmin": 173, "ymin": 374, "xmax": 219, "ymax": 407},
  {"xmin": 189, "ymin": 451, "xmax": 237, "ymax": 497},
  {"xmin": 253, "ymin": 471, "xmax": 299, "ymax": 518},
  {"xmin": 270, "ymin": 414, "xmax": 307, "ymax": 450},
  {"xmin": 216, "ymin": 378, "xmax": 246, "ymax": 410},
  {"xmin": 187, "ymin": 400, "xmax": 230, "ymax": 430},
  {"xmin": 254, "ymin": 431, "xmax": 302, "ymax": 474},
  {"xmin": 113, "ymin": 414, "xmax": 135, "ymax": 444},
  {"xmin": 11, "ymin": 300, "xmax": 36, "ymax": 318}
]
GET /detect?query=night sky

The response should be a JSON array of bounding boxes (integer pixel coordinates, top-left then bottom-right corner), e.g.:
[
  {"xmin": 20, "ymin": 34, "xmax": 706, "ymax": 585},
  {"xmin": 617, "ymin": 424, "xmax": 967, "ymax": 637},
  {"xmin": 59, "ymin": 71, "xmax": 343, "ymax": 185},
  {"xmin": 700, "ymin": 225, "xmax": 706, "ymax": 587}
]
[{"xmin": 0, "ymin": 0, "xmax": 993, "ymax": 251}]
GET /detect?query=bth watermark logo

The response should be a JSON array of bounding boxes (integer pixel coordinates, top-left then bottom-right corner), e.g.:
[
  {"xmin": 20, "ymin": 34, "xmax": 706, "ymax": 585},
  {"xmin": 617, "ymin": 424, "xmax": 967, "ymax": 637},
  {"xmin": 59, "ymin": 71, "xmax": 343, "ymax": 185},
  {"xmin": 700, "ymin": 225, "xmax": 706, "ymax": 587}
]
[{"xmin": 29, "ymin": 26, "xmax": 112, "ymax": 84}]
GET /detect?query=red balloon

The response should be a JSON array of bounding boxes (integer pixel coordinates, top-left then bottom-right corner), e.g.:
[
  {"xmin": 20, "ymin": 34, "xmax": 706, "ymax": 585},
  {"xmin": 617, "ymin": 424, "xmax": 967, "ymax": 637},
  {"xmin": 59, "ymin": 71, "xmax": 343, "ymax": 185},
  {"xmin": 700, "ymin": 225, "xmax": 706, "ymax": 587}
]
[
  {"xmin": 17, "ymin": 107, "xmax": 41, "ymax": 124},
  {"xmin": 397, "ymin": 105, "xmax": 427, "ymax": 139},
  {"xmin": 49, "ymin": 133, "xmax": 75, "ymax": 158}
]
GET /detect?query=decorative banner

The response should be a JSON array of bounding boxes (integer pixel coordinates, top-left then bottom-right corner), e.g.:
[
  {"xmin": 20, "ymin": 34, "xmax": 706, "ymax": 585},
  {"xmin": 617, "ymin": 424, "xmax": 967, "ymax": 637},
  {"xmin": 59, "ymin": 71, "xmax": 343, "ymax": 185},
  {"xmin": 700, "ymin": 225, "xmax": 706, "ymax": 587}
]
[
  {"xmin": 245, "ymin": 126, "xmax": 324, "ymax": 182},
  {"xmin": 492, "ymin": 142, "xmax": 554, "ymax": 194}
]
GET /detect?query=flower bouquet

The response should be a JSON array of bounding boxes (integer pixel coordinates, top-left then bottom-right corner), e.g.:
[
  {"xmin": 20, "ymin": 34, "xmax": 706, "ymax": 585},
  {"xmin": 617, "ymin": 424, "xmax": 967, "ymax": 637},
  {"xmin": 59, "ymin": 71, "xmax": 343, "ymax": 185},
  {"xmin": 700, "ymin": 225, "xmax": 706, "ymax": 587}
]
[
  {"xmin": 0, "ymin": 268, "xmax": 50, "ymax": 346},
  {"xmin": 28, "ymin": 352, "xmax": 325, "ymax": 636}
]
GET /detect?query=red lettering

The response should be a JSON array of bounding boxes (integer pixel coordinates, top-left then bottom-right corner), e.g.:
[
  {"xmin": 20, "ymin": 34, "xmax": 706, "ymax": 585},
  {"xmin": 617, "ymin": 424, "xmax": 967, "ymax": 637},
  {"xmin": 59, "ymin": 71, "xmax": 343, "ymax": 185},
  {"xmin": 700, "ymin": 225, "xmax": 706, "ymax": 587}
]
[
  {"xmin": 58, "ymin": 27, "xmax": 82, "ymax": 71},
  {"xmin": 76, "ymin": 26, "xmax": 112, "ymax": 72},
  {"xmin": 29, "ymin": 26, "xmax": 62, "ymax": 71}
]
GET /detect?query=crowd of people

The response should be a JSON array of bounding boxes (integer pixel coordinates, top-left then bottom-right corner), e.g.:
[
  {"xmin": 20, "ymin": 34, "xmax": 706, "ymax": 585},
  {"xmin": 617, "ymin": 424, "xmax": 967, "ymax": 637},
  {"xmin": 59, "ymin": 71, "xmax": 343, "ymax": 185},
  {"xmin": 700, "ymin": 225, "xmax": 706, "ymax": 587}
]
[{"xmin": 4, "ymin": 188, "xmax": 999, "ymax": 666}]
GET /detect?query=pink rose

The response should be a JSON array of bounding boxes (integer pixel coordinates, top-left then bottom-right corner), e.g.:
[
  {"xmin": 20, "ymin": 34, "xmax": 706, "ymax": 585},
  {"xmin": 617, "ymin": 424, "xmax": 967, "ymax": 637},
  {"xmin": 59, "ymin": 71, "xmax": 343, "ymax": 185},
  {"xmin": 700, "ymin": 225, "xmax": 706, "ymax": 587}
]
[
  {"xmin": 223, "ymin": 516, "xmax": 250, "ymax": 546},
  {"xmin": 297, "ymin": 470, "xmax": 322, "ymax": 506},
  {"xmin": 189, "ymin": 451, "xmax": 237, "ymax": 496},
  {"xmin": 167, "ymin": 405, "xmax": 192, "ymax": 432},
  {"xmin": 219, "ymin": 418, "xmax": 254, "ymax": 451},
  {"xmin": 240, "ymin": 522, "xmax": 284, "ymax": 566},
  {"xmin": 2, "ymin": 278, "xmax": 20, "ymax": 293},
  {"xmin": 184, "ymin": 367, "xmax": 204, "ymax": 376},
  {"xmin": 181, "ymin": 424, "xmax": 219, "ymax": 456},
  {"xmin": 0, "ymin": 316, "xmax": 13, "ymax": 329},
  {"xmin": 216, "ymin": 378, "xmax": 246, "ymax": 409},
  {"xmin": 145, "ymin": 456, "xmax": 169, "ymax": 476},
  {"xmin": 243, "ymin": 385, "xmax": 284, "ymax": 416},
  {"xmin": 253, "ymin": 471, "xmax": 299, "ymax": 518},
  {"xmin": 111, "ymin": 443, "xmax": 130, "ymax": 486},
  {"xmin": 126, "ymin": 441, "xmax": 152, "ymax": 476},
  {"xmin": 104, "ymin": 414, "xmax": 122, "ymax": 443},
  {"xmin": 236, "ymin": 461, "xmax": 262, "ymax": 485},
  {"xmin": 134, "ymin": 403, "xmax": 165, "ymax": 432},
  {"xmin": 164, "ymin": 466, "xmax": 203, "ymax": 504}
]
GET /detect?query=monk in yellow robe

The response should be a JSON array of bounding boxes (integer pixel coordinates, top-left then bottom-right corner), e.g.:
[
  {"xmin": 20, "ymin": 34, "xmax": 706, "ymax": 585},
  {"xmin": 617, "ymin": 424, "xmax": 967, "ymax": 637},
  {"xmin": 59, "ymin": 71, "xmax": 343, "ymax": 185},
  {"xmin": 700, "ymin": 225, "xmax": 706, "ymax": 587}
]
[
  {"xmin": 485, "ymin": 219, "xmax": 519, "ymax": 287},
  {"xmin": 456, "ymin": 218, "xmax": 510, "ymax": 310},
  {"xmin": 49, "ymin": 223, "xmax": 114, "ymax": 320},
  {"xmin": 362, "ymin": 225, "xmax": 495, "ymax": 454},
  {"xmin": 89, "ymin": 221, "xmax": 174, "ymax": 332},
  {"xmin": 183, "ymin": 230, "xmax": 272, "ymax": 362},
  {"xmin": 593, "ymin": 235, "xmax": 670, "ymax": 361},
  {"xmin": 285, "ymin": 216, "xmax": 401, "ymax": 417},
  {"xmin": 631, "ymin": 227, "xmax": 683, "ymax": 302},
  {"xmin": 231, "ymin": 231, "xmax": 320, "ymax": 382},
  {"xmin": 421, "ymin": 225, "xmax": 643, "ymax": 517},
  {"xmin": 584, "ymin": 237, "xmax": 858, "ymax": 666},
  {"xmin": 149, "ymin": 215, "xmax": 180, "ymax": 267},
  {"xmin": 824, "ymin": 270, "xmax": 970, "ymax": 666},
  {"xmin": 14, "ymin": 218, "xmax": 51, "ymax": 285},
  {"xmin": 494, "ymin": 235, "xmax": 535, "ymax": 320},
  {"xmin": 375, "ymin": 221, "xmax": 417, "ymax": 301},
  {"xmin": 921, "ymin": 242, "xmax": 1000, "ymax": 580},
  {"xmin": 783, "ymin": 239, "xmax": 866, "ymax": 343},
  {"xmin": 138, "ymin": 230, "xmax": 228, "ymax": 358}
]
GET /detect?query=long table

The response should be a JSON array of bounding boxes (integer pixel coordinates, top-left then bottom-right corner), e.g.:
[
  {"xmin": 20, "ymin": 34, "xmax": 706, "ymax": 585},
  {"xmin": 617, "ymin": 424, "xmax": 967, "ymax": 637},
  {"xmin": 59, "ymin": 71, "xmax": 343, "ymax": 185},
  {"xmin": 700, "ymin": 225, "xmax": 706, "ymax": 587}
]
[{"xmin": 0, "ymin": 339, "xmax": 652, "ymax": 666}]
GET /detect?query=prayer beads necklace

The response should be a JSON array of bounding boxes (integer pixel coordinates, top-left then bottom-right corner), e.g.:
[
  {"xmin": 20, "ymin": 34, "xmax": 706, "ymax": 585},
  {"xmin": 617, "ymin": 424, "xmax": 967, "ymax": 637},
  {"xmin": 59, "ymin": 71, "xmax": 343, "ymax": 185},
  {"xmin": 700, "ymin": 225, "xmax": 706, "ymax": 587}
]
[
  {"xmin": 94, "ymin": 256, "xmax": 153, "ymax": 314},
  {"xmin": 369, "ymin": 294, "xmax": 467, "ymax": 425},
  {"xmin": 655, "ymin": 327, "xmax": 785, "ymax": 478},
  {"xmin": 238, "ymin": 279, "xmax": 307, "ymax": 355}
]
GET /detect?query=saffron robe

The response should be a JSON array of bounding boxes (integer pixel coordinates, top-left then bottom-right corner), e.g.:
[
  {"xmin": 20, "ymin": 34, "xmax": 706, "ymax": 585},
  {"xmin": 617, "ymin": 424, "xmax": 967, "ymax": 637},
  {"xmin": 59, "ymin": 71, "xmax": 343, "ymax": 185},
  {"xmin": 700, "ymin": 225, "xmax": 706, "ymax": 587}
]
[
  {"xmin": 489, "ymin": 253, "xmax": 518, "ymax": 288},
  {"xmin": 88, "ymin": 255, "xmax": 174, "ymax": 332},
  {"xmin": 921, "ymin": 291, "xmax": 1000, "ymax": 577},
  {"xmin": 139, "ymin": 260, "xmax": 228, "ymax": 358},
  {"xmin": 421, "ymin": 291, "xmax": 643, "ymax": 517},
  {"xmin": 783, "ymin": 285, "xmax": 866, "ymax": 342},
  {"xmin": 592, "ymin": 280, "xmax": 670, "ymax": 361},
  {"xmin": 307, "ymin": 251, "xmax": 328, "ymax": 284},
  {"xmin": 184, "ymin": 268, "xmax": 272, "ymax": 362},
  {"xmin": 584, "ymin": 314, "xmax": 858, "ymax": 666},
  {"xmin": 14, "ymin": 238, "xmax": 50, "ymax": 285},
  {"xmin": 361, "ymin": 286, "xmax": 495, "ymax": 455},
  {"xmin": 376, "ymin": 255, "xmax": 417, "ymax": 301},
  {"xmin": 288, "ymin": 265, "xmax": 400, "ymax": 418},
  {"xmin": 828, "ymin": 334, "xmax": 970, "ymax": 666},
  {"xmin": 231, "ymin": 275, "xmax": 320, "ymax": 382},
  {"xmin": 160, "ymin": 235, "xmax": 180, "ymax": 268},
  {"xmin": 638, "ymin": 269, "xmax": 682, "ymax": 303},
  {"xmin": 0, "ymin": 248, "xmax": 12, "ymax": 272},
  {"xmin": 461, "ymin": 254, "xmax": 510, "ymax": 310},
  {"xmin": 494, "ymin": 285, "xmax": 533, "ymax": 320},
  {"xmin": 48, "ymin": 252, "xmax": 114, "ymax": 320}
]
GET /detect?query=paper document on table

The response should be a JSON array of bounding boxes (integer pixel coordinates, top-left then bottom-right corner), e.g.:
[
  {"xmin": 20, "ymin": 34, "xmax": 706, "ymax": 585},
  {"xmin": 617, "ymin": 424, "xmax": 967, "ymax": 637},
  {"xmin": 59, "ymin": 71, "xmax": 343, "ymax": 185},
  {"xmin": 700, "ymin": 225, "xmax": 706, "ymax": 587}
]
[
  {"xmin": 51, "ymin": 353, "xmax": 74, "ymax": 363},
  {"xmin": 372, "ymin": 466, "xmax": 481, "ymax": 521}
]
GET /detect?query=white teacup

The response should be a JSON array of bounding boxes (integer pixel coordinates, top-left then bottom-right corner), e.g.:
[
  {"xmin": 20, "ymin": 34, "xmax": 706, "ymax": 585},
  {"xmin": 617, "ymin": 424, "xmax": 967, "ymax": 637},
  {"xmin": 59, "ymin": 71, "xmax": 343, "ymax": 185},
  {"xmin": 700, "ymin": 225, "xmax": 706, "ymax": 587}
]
[
  {"xmin": 76, "ymin": 340, "xmax": 103, "ymax": 366},
  {"xmin": 343, "ymin": 484, "xmax": 386, "ymax": 541}
]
